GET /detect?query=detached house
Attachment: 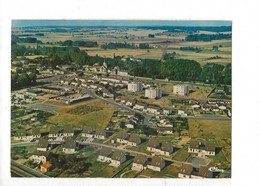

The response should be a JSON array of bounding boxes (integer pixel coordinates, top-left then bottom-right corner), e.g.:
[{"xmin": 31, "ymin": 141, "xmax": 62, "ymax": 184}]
[
  {"xmin": 178, "ymin": 163, "xmax": 215, "ymax": 178},
  {"xmin": 32, "ymin": 128, "xmax": 41, "ymax": 138},
  {"xmin": 82, "ymin": 126, "xmax": 94, "ymax": 137},
  {"xmin": 97, "ymin": 147, "xmax": 112, "ymax": 162},
  {"xmin": 15, "ymin": 129, "xmax": 30, "ymax": 140},
  {"xmin": 49, "ymin": 127, "xmax": 60, "ymax": 138},
  {"xmin": 147, "ymin": 139, "xmax": 160, "ymax": 152},
  {"xmin": 41, "ymin": 161, "xmax": 52, "ymax": 173},
  {"xmin": 110, "ymin": 151, "xmax": 126, "ymax": 167},
  {"xmin": 133, "ymin": 102, "xmax": 146, "ymax": 110},
  {"xmin": 147, "ymin": 157, "xmax": 165, "ymax": 172},
  {"xmin": 94, "ymin": 128, "xmax": 107, "ymax": 139},
  {"xmin": 37, "ymin": 138, "xmax": 50, "ymax": 151},
  {"xmin": 127, "ymin": 134, "xmax": 141, "ymax": 146},
  {"xmin": 62, "ymin": 139, "xmax": 79, "ymax": 154},
  {"xmin": 29, "ymin": 151, "xmax": 51, "ymax": 164},
  {"xmin": 126, "ymin": 99, "xmax": 136, "ymax": 107},
  {"xmin": 117, "ymin": 131, "xmax": 129, "ymax": 143},
  {"xmin": 62, "ymin": 126, "xmax": 74, "ymax": 137},
  {"xmin": 160, "ymin": 142, "xmax": 174, "ymax": 156},
  {"xmin": 132, "ymin": 154, "xmax": 148, "ymax": 171},
  {"xmin": 188, "ymin": 140, "xmax": 216, "ymax": 156}
]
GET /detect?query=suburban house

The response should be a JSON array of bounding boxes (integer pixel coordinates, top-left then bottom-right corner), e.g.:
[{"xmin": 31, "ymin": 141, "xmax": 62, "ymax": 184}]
[
  {"xmin": 49, "ymin": 127, "xmax": 60, "ymax": 138},
  {"xmin": 110, "ymin": 151, "xmax": 126, "ymax": 167},
  {"xmin": 178, "ymin": 163, "xmax": 215, "ymax": 178},
  {"xmin": 188, "ymin": 140, "xmax": 216, "ymax": 156},
  {"xmin": 15, "ymin": 129, "xmax": 30, "ymax": 140},
  {"xmin": 62, "ymin": 126, "xmax": 74, "ymax": 137},
  {"xmin": 97, "ymin": 147, "xmax": 112, "ymax": 162},
  {"xmin": 160, "ymin": 142, "xmax": 174, "ymax": 156},
  {"xmin": 29, "ymin": 151, "xmax": 51, "ymax": 164},
  {"xmin": 126, "ymin": 99, "xmax": 136, "ymax": 107},
  {"xmin": 62, "ymin": 139, "xmax": 79, "ymax": 154},
  {"xmin": 178, "ymin": 109, "xmax": 189, "ymax": 116},
  {"xmin": 125, "ymin": 122, "xmax": 134, "ymax": 129},
  {"xmin": 127, "ymin": 134, "xmax": 141, "ymax": 146},
  {"xmin": 41, "ymin": 161, "xmax": 52, "ymax": 173},
  {"xmin": 133, "ymin": 102, "xmax": 146, "ymax": 110},
  {"xmin": 163, "ymin": 109, "xmax": 172, "ymax": 115},
  {"xmin": 94, "ymin": 128, "xmax": 107, "ymax": 139},
  {"xmin": 37, "ymin": 138, "xmax": 50, "ymax": 151},
  {"xmin": 117, "ymin": 131, "xmax": 130, "ymax": 143},
  {"xmin": 147, "ymin": 156, "xmax": 165, "ymax": 172},
  {"xmin": 82, "ymin": 126, "xmax": 94, "ymax": 137},
  {"xmin": 145, "ymin": 105, "xmax": 161, "ymax": 115},
  {"xmin": 147, "ymin": 139, "xmax": 160, "ymax": 152},
  {"xmin": 120, "ymin": 97, "xmax": 128, "ymax": 104},
  {"xmin": 32, "ymin": 128, "xmax": 41, "ymax": 138},
  {"xmin": 156, "ymin": 127, "xmax": 173, "ymax": 134},
  {"xmin": 132, "ymin": 154, "xmax": 148, "ymax": 171}
]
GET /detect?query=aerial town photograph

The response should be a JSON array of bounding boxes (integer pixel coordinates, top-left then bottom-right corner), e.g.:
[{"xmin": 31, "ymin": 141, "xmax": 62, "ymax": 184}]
[{"xmin": 10, "ymin": 20, "xmax": 232, "ymax": 178}]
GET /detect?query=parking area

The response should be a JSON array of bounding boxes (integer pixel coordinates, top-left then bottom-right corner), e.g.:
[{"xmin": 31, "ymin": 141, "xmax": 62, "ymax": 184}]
[
  {"xmin": 28, "ymin": 103, "xmax": 61, "ymax": 111},
  {"xmin": 186, "ymin": 156, "xmax": 211, "ymax": 168}
]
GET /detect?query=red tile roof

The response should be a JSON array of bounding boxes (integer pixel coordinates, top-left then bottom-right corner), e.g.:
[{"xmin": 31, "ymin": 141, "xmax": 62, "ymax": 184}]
[{"xmin": 41, "ymin": 161, "xmax": 52, "ymax": 169}]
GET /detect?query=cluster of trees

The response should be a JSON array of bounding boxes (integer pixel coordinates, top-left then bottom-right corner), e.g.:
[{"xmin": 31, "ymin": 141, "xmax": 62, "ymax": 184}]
[
  {"xmin": 101, "ymin": 42, "xmax": 135, "ymax": 49},
  {"xmin": 11, "ymin": 72, "xmax": 37, "ymax": 90},
  {"xmin": 185, "ymin": 34, "xmax": 231, "ymax": 41},
  {"xmin": 60, "ymin": 40, "xmax": 98, "ymax": 47},
  {"xmin": 180, "ymin": 47, "xmax": 202, "ymax": 53},
  {"xmin": 127, "ymin": 58, "xmax": 231, "ymax": 85},
  {"xmin": 148, "ymin": 34, "xmax": 155, "ymax": 38},
  {"xmin": 139, "ymin": 43, "xmax": 150, "ymax": 49},
  {"xmin": 11, "ymin": 36, "xmax": 42, "ymax": 43}
]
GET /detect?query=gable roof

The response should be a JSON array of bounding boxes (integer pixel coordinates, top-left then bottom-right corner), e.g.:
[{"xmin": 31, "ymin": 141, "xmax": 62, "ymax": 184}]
[
  {"xmin": 111, "ymin": 151, "xmax": 125, "ymax": 161},
  {"xmin": 198, "ymin": 166, "xmax": 212, "ymax": 178},
  {"xmin": 133, "ymin": 154, "xmax": 147, "ymax": 165},
  {"xmin": 95, "ymin": 128, "xmax": 106, "ymax": 136},
  {"xmin": 128, "ymin": 134, "xmax": 141, "ymax": 143},
  {"xmin": 41, "ymin": 161, "xmax": 52, "ymax": 169},
  {"xmin": 161, "ymin": 142, "xmax": 172, "ymax": 152},
  {"xmin": 37, "ymin": 138, "xmax": 48, "ymax": 148},
  {"xmin": 150, "ymin": 157, "xmax": 164, "ymax": 167},
  {"xmin": 32, "ymin": 151, "xmax": 51, "ymax": 157},
  {"xmin": 63, "ymin": 126, "xmax": 74, "ymax": 133},
  {"xmin": 16, "ymin": 129, "xmax": 27, "ymax": 136},
  {"xmin": 82, "ymin": 126, "xmax": 94, "ymax": 134},
  {"xmin": 49, "ymin": 127, "xmax": 59, "ymax": 134},
  {"xmin": 99, "ymin": 147, "xmax": 112, "ymax": 157},
  {"xmin": 32, "ymin": 128, "xmax": 41, "ymax": 135},
  {"xmin": 147, "ymin": 138, "xmax": 160, "ymax": 148},
  {"xmin": 204, "ymin": 142, "xmax": 216, "ymax": 152},
  {"xmin": 189, "ymin": 140, "xmax": 216, "ymax": 152},
  {"xmin": 63, "ymin": 139, "xmax": 76, "ymax": 149},
  {"xmin": 117, "ymin": 131, "xmax": 129, "ymax": 140},
  {"xmin": 179, "ymin": 163, "xmax": 193, "ymax": 175}
]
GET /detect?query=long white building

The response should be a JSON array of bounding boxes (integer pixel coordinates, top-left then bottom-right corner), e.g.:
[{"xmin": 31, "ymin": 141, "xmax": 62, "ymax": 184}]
[
  {"xmin": 145, "ymin": 87, "xmax": 162, "ymax": 99},
  {"xmin": 173, "ymin": 84, "xmax": 189, "ymax": 96},
  {"xmin": 128, "ymin": 82, "xmax": 143, "ymax": 92}
]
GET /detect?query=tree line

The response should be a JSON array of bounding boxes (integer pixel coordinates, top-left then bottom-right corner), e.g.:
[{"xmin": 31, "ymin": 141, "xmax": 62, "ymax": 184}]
[
  {"xmin": 185, "ymin": 33, "xmax": 231, "ymax": 41},
  {"xmin": 59, "ymin": 40, "xmax": 98, "ymax": 47}
]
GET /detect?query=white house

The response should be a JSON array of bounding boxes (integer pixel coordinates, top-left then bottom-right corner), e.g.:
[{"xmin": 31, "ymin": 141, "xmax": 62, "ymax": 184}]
[
  {"xmin": 82, "ymin": 126, "xmax": 94, "ymax": 137},
  {"xmin": 147, "ymin": 139, "xmax": 160, "ymax": 152},
  {"xmin": 48, "ymin": 127, "xmax": 60, "ymax": 138},
  {"xmin": 109, "ymin": 151, "xmax": 126, "ymax": 167},
  {"xmin": 188, "ymin": 140, "xmax": 216, "ymax": 156},
  {"xmin": 29, "ymin": 151, "xmax": 51, "ymax": 164},
  {"xmin": 147, "ymin": 157, "xmax": 165, "ymax": 172},
  {"xmin": 62, "ymin": 139, "xmax": 79, "ymax": 154},
  {"xmin": 117, "ymin": 131, "xmax": 129, "ymax": 143},
  {"xmin": 132, "ymin": 154, "xmax": 148, "ymax": 171},
  {"xmin": 97, "ymin": 147, "xmax": 112, "ymax": 162},
  {"xmin": 94, "ymin": 128, "xmax": 107, "ymax": 139},
  {"xmin": 37, "ymin": 138, "xmax": 50, "ymax": 151}
]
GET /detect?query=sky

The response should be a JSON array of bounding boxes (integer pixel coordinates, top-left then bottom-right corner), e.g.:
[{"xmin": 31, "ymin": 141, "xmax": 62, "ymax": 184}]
[{"xmin": 12, "ymin": 20, "xmax": 231, "ymax": 28}]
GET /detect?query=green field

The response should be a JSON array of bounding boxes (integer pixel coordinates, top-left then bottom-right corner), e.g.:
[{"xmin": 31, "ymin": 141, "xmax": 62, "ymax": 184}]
[{"xmin": 48, "ymin": 99, "xmax": 115, "ymax": 128}]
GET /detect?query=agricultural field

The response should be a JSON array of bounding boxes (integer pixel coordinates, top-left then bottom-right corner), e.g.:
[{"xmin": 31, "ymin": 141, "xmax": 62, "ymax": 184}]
[{"xmin": 48, "ymin": 99, "xmax": 115, "ymax": 128}]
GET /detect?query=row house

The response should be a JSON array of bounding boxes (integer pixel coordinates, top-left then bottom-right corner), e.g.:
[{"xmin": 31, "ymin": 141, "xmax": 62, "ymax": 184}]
[
  {"xmin": 117, "ymin": 131, "xmax": 141, "ymax": 146},
  {"xmin": 133, "ymin": 102, "xmax": 146, "ymax": 110},
  {"xmin": 62, "ymin": 139, "xmax": 79, "ymax": 154},
  {"xmin": 37, "ymin": 138, "xmax": 51, "ymax": 152},
  {"xmin": 147, "ymin": 156, "xmax": 165, "ymax": 172},
  {"xmin": 178, "ymin": 163, "xmax": 216, "ymax": 178},
  {"xmin": 62, "ymin": 126, "xmax": 74, "ymax": 137},
  {"xmin": 48, "ymin": 127, "xmax": 60, "ymax": 138},
  {"xmin": 147, "ymin": 139, "xmax": 174, "ymax": 156},
  {"xmin": 29, "ymin": 151, "xmax": 51, "ymax": 164},
  {"xmin": 188, "ymin": 139, "xmax": 216, "ymax": 156},
  {"xmin": 82, "ymin": 126, "xmax": 94, "ymax": 137}
]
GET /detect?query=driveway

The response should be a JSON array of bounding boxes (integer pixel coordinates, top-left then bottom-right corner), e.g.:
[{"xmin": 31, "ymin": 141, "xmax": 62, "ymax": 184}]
[{"xmin": 186, "ymin": 156, "xmax": 211, "ymax": 168}]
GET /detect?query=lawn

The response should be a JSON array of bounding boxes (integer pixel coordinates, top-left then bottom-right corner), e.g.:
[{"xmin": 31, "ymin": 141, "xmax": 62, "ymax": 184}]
[
  {"xmin": 137, "ymin": 164, "xmax": 179, "ymax": 178},
  {"xmin": 188, "ymin": 119, "xmax": 231, "ymax": 139},
  {"xmin": 48, "ymin": 99, "xmax": 115, "ymax": 128},
  {"xmin": 171, "ymin": 146, "xmax": 191, "ymax": 162}
]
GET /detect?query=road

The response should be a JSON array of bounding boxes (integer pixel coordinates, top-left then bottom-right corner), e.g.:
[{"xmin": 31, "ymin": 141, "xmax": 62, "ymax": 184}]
[{"xmin": 11, "ymin": 160, "xmax": 49, "ymax": 177}]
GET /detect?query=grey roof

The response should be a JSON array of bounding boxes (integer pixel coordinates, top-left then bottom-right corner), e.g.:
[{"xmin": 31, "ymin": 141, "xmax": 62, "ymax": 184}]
[
  {"xmin": 133, "ymin": 154, "xmax": 147, "ymax": 165},
  {"xmin": 95, "ymin": 128, "xmax": 106, "ymax": 136},
  {"xmin": 32, "ymin": 151, "xmax": 51, "ymax": 157},
  {"xmin": 63, "ymin": 126, "xmax": 74, "ymax": 133},
  {"xmin": 99, "ymin": 147, "xmax": 112, "ymax": 157},
  {"xmin": 63, "ymin": 139, "xmax": 76, "ymax": 149},
  {"xmin": 198, "ymin": 166, "xmax": 213, "ymax": 178},
  {"xmin": 111, "ymin": 151, "xmax": 125, "ymax": 161},
  {"xmin": 179, "ymin": 163, "xmax": 193, "ymax": 175},
  {"xmin": 37, "ymin": 138, "xmax": 48, "ymax": 148},
  {"xmin": 16, "ymin": 129, "xmax": 26, "ymax": 136},
  {"xmin": 161, "ymin": 142, "xmax": 173, "ymax": 152},
  {"xmin": 128, "ymin": 134, "xmax": 141, "ymax": 143},
  {"xmin": 49, "ymin": 127, "xmax": 59, "ymax": 134},
  {"xmin": 189, "ymin": 140, "xmax": 216, "ymax": 152},
  {"xmin": 32, "ymin": 128, "xmax": 41, "ymax": 135},
  {"xmin": 150, "ymin": 156, "xmax": 164, "ymax": 167},
  {"xmin": 147, "ymin": 138, "xmax": 160, "ymax": 148},
  {"xmin": 117, "ymin": 131, "xmax": 129, "ymax": 140},
  {"xmin": 82, "ymin": 126, "xmax": 94, "ymax": 134}
]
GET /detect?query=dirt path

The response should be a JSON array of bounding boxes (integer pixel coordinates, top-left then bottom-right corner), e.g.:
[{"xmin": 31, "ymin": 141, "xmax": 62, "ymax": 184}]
[{"xmin": 120, "ymin": 170, "xmax": 132, "ymax": 178}]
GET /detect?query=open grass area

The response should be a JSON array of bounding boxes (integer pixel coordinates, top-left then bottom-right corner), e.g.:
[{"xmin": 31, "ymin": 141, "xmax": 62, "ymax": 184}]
[
  {"xmin": 188, "ymin": 119, "xmax": 231, "ymax": 139},
  {"xmin": 48, "ymin": 99, "xmax": 115, "ymax": 128},
  {"xmin": 171, "ymin": 146, "xmax": 191, "ymax": 162}
]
